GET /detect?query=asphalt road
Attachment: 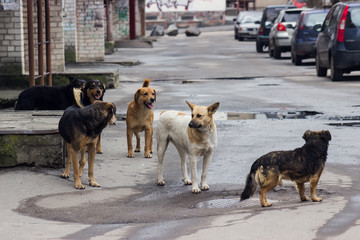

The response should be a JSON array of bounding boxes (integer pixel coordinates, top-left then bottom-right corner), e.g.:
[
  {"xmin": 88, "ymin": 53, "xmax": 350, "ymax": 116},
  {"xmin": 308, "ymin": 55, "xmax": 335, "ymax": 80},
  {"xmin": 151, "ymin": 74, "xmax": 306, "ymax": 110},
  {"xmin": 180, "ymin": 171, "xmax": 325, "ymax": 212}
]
[{"xmin": 2, "ymin": 29, "xmax": 360, "ymax": 239}]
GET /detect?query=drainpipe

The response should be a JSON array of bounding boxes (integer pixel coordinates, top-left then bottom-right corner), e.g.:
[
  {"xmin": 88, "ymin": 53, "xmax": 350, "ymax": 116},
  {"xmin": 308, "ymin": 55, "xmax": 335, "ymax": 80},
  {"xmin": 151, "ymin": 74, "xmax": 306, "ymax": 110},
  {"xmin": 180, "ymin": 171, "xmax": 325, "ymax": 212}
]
[
  {"xmin": 37, "ymin": 0, "xmax": 44, "ymax": 86},
  {"xmin": 45, "ymin": 0, "xmax": 52, "ymax": 86},
  {"xmin": 106, "ymin": 0, "xmax": 111, "ymax": 42}
]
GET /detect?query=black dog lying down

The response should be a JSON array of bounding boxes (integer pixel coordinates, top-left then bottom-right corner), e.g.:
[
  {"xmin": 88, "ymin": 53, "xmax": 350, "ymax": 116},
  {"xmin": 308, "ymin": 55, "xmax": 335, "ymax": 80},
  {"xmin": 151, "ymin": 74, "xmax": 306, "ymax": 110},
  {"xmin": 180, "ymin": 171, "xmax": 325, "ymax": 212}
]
[
  {"xmin": 15, "ymin": 78, "xmax": 86, "ymax": 110},
  {"xmin": 58, "ymin": 101, "xmax": 116, "ymax": 189},
  {"xmin": 240, "ymin": 130, "xmax": 331, "ymax": 207}
]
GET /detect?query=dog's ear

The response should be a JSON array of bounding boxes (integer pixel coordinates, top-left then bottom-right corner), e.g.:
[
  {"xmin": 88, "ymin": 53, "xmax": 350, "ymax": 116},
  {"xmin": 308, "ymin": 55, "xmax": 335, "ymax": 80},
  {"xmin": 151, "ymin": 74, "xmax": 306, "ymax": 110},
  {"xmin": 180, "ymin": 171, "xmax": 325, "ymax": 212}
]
[
  {"xmin": 207, "ymin": 102, "xmax": 220, "ymax": 115},
  {"xmin": 153, "ymin": 90, "xmax": 156, "ymax": 101},
  {"xmin": 323, "ymin": 130, "xmax": 331, "ymax": 141},
  {"xmin": 101, "ymin": 82, "xmax": 106, "ymax": 92},
  {"xmin": 142, "ymin": 78, "xmax": 150, "ymax": 88},
  {"xmin": 186, "ymin": 101, "xmax": 195, "ymax": 111},
  {"xmin": 134, "ymin": 89, "xmax": 141, "ymax": 102},
  {"xmin": 302, "ymin": 130, "xmax": 312, "ymax": 141}
]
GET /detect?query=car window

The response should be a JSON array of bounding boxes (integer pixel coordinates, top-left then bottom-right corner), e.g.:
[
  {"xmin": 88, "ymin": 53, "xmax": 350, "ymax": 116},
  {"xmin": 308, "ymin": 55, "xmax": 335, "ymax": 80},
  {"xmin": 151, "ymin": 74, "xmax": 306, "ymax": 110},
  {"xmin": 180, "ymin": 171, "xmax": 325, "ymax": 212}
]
[
  {"xmin": 346, "ymin": 8, "xmax": 360, "ymax": 28},
  {"xmin": 264, "ymin": 8, "xmax": 282, "ymax": 23},
  {"xmin": 304, "ymin": 12, "xmax": 328, "ymax": 29},
  {"xmin": 282, "ymin": 11, "xmax": 301, "ymax": 22},
  {"xmin": 241, "ymin": 14, "xmax": 261, "ymax": 23}
]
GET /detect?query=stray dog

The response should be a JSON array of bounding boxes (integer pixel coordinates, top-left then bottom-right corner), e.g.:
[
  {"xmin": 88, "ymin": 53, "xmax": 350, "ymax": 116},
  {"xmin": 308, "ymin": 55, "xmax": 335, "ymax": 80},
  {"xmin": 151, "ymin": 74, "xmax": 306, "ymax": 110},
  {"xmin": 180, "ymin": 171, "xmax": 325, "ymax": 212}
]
[
  {"xmin": 83, "ymin": 79, "xmax": 106, "ymax": 153},
  {"xmin": 15, "ymin": 78, "xmax": 86, "ymax": 110},
  {"xmin": 58, "ymin": 101, "xmax": 116, "ymax": 189},
  {"xmin": 156, "ymin": 101, "xmax": 220, "ymax": 193},
  {"xmin": 126, "ymin": 79, "xmax": 156, "ymax": 158},
  {"xmin": 240, "ymin": 130, "xmax": 331, "ymax": 207},
  {"xmin": 83, "ymin": 80, "xmax": 106, "ymax": 106}
]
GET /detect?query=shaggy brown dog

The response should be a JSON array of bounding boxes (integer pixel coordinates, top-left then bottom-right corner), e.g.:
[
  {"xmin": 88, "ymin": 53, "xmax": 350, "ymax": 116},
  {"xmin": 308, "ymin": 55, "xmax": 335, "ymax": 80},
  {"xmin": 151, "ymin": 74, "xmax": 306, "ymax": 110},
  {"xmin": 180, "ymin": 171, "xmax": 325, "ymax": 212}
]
[
  {"xmin": 59, "ymin": 101, "xmax": 116, "ymax": 189},
  {"xmin": 240, "ymin": 130, "xmax": 331, "ymax": 207},
  {"xmin": 126, "ymin": 79, "xmax": 156, "ymax": 158}
]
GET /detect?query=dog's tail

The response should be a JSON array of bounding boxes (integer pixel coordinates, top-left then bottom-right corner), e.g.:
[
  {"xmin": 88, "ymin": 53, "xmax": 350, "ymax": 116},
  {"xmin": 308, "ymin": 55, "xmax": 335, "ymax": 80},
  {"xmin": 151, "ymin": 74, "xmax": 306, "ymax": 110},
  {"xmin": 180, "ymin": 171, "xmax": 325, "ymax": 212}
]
[
  {"xmin": 142, "ymin": 78, "xmax": 150, "ymax": 88},
  {"xmin": 240, "ymin": 172, "xmax": 258, "ymax": 201}
]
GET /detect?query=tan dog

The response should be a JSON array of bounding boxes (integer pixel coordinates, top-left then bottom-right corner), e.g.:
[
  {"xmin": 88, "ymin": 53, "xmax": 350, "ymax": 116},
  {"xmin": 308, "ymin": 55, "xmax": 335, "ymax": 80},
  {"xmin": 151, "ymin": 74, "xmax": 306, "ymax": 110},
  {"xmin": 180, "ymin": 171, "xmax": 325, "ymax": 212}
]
[
  {"xmin": 156, "ymin": 101, "xmax": 220, "ymax": 193},
  {"xmin": 126, "ymin": 79, "xmax": 156, "ymax": 158}
]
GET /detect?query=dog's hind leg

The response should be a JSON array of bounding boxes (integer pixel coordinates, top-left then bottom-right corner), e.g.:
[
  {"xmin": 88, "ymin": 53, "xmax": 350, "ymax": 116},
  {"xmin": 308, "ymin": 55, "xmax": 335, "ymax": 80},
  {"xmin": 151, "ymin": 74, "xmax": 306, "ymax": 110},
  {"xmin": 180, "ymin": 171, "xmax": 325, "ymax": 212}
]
[
  {"xmin": 144, "ymin": 129, "xmax": 152, "ymax": 158},
  {"xmin": 156, "ymin": 138, "xmax": 169, "ymax": 186},
  {"xmin": 258, "ymin": 171, "xmax": 278, "ymax": 207},
  {"xmin": 96, "ymin": 135, "xmax": 103, "ymax": 154},
  {"xmin": 135, "ymin": 132, "xmax": 141, "ymax": 153},
  {"xmin": 200, "ymin": 152, "xmax": 213, "ymax": 191},
  {"xmin": 79, "ymin": 148, "xmax": 86, "ymax": 177},
  {"xmin": 61, "ymin": 143, "xmax": 72, "ymax": 179},
  {"xmin": 296, "ymin": 182, "xmax": 309, "ymax": 201},
  {"xmin": 178, "ymin": 150, "xmax": 191, "ymax": 185},
  {"xmin": 87, "ymin": 143, "xmax": 100, "ymax": 187}
]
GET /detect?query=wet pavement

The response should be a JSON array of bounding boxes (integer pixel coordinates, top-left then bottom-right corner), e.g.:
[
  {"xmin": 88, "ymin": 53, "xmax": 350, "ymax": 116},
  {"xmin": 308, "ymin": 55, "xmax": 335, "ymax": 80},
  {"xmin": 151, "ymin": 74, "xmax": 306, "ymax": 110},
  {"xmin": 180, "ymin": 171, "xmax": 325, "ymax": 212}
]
[{"xmin": 2, "ymin": 29, "xmax": 360, "ymax": 239}]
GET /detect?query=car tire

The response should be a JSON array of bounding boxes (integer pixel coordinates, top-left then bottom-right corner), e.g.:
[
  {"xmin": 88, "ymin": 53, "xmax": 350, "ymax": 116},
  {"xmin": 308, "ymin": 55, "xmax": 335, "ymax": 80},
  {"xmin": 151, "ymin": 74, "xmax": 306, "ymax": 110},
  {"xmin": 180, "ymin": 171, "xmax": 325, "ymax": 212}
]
[
  {"xmin": 234, "ymin": 30, "xmax": 238, "ymax": 40},
  {"xmin": 291, "ymin": 49, "xmax": 295, "ymax": 63},
  {"xmin": 330, "ymin": 56, "xmax": 342, "ymax": 81},
  {"xmin": 294, "ymin": 54, "xmax": 302, "ymax": 66},
  {"xmin": 274, "ymin": 45, "xmax": 281, "ymax": 59},
  {"xmin": 316, "ymin": 54, "xmax": 327, "ymax": 77},
  {"xmin": 256, "ymin": 40, "xmax": 263, "ymax": 53}
]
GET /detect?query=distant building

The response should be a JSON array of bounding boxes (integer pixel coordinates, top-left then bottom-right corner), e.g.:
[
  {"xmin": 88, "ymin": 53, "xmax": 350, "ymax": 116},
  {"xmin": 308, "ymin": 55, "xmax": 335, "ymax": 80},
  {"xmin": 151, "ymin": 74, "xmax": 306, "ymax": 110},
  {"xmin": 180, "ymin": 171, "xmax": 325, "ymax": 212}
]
[{"xmin": 145, "ymin": 0, "xmax": 226, "ymax": 29}]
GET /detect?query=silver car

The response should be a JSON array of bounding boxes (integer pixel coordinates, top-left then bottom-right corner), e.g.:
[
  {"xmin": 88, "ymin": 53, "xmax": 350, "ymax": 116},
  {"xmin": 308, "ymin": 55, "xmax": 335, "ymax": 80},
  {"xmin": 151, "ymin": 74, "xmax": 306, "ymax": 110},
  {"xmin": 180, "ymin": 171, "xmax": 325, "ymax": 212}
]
[
  {"xmin": 269, "ymin": 8, "xmax": 309, "ymax": 59},
  {"xmin": 236, "ymin": 11, "xmax": 262, "ymax": 41}
]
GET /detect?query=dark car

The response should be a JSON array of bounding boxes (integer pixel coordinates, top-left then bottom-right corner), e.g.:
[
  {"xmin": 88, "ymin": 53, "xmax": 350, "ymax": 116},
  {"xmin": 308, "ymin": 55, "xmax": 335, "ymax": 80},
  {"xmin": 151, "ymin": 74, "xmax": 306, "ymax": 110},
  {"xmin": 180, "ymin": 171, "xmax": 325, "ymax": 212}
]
[
  {"xmin": 291, "ymin": 9, "xmax": 329, "ymax": 65},
  {"xmin": 256, "ymin": 5, "xmax": 296, "ymax": 52},
  {"xmin": 316, "ymin": 2, "xmax": 360, "ymax": 81},
  {"xmin": 234, "ymin": 11, "xmax": 262, "ymax": 40}
]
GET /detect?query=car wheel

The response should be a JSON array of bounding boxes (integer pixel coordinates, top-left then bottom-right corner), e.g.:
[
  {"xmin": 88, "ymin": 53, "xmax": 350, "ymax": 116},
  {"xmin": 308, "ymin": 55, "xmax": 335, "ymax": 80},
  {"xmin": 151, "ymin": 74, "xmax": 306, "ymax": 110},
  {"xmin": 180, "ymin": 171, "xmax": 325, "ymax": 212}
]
[
  {"xmin": 256, "ymin": 40, "xmax": 263, "ymax": 53},
  {"xmin": 291, "ymin": 49, "xmax": 295, "ymax": 63},
  {"xmin": 268, "ymin": 41, "xmax": 274, "ymax": 57},
  {"xmin": 316, "ymin": 54, "xmax": 327, "ymax": 77},
  {"xmin": 234, "ymin": 30, "xmax": 238, "ymax": 40},
  {"xmin": 294, "ymin": 54, "xmax": 302, "ymax": 66},
  {"xmin": 274, "ymin": 44, "xmax": 281, "ymax": 59},
  {"xmin": 330, "ymin": 56, "xmax": 342, "ymax": 81}
]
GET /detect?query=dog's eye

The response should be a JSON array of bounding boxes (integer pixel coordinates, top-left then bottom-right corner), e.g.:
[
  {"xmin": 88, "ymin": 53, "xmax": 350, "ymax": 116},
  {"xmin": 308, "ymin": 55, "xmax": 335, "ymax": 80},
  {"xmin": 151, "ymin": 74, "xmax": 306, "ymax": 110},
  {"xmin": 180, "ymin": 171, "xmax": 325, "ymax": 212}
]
[
  {"xmin": 191, "ymin": 114, "xmax": 194, "ymax": 118},
  {"xmin": 144, "ymin": 92, "xmax": 148, "ymax": 96},
  {"xmin": 197, "ymin": 114, "xmax": 202, "ymax": 118}
]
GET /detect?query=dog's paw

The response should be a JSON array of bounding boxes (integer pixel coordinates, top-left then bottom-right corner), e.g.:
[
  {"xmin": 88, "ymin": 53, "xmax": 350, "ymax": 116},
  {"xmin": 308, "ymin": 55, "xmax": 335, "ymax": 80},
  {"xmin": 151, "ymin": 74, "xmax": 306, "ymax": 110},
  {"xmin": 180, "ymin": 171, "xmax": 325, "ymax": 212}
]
[
  {"xmin": 135, "ymin": 148, "xmax": 141, "ymax": 152},
  {"xmin": 261, "ymin": 202, "xmax": 272, "ymax": 207},
  {"xmin": 127, "ymin": 153, "xmax": 135, "ymax": 158},
  {"xmin": 301, "ymin": 196, "xmax": 310, "ymax": 202},
  {"xmin": 182, "ymin": 178, "xmax": 192, "ymax": 185},
  {"xmin": 75, "ymin": 182, "xmax": 85, "ymax": 190},
  {"xmin": 89, "ymin": 180, "xmax": 100, "ymax": 187},
  {"xmin": 201, "ymin": 184, "xmax": 210, "ymax": 191},
  {"xmin": 192, "ymin": 187, "xmax": 201, "ymax": 194},
  {"xmin": 144, "ymin": 153, "xmax": 152, "ymax": 158},
  {"xmin": 157, "ymin": 179, "xmax": 165, "ymax": 186},
  {"xmin": 96, "ymin": 149, "xmax": 103, "ymax": 154},
  {"xmin": 61, "ymin": 173, "xmax": 70, "ymax": 179},
  {"xmin": 312, "ymin": 197, "xmax": 323, "ymax": 202}
]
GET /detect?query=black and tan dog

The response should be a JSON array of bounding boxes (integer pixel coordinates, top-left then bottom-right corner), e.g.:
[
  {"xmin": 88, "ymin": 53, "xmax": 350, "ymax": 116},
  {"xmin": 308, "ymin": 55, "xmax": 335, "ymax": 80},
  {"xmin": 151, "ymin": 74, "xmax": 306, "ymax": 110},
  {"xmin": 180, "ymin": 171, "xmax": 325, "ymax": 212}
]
[
  {"xmin": 126, "ymin": 79, "xmax": 156, "ymax": 158},
  {"xmin": 240, "ymin": 130, "xmax": 331, "ymax": 207},
  {"xmin": 83, "ymin": 79, "xmax": 106, "ymax": 106},
  {"xmin": 15, "ymin": 78, "xmax": 86, "ymax": 110},
  {"xmin": 58, "ymin": 101, "xmax": 116, "ymax": 189}
]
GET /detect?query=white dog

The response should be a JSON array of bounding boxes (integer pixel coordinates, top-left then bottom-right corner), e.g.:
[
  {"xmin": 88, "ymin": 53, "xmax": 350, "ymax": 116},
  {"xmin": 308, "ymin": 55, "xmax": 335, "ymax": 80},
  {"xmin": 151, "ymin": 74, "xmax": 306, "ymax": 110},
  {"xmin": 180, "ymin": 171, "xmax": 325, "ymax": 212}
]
[{"xmin": 156, "ymin": 101, "xmax": 220, "ymax": 193}]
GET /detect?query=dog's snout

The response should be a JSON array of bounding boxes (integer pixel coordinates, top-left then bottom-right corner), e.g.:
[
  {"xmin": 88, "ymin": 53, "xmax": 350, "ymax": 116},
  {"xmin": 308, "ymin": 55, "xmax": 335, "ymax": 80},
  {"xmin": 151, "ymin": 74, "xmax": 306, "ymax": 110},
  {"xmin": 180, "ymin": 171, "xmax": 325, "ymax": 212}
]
[
  {"xmin": 96, "ymin": 89, "xmax": 101, "ymax": 94},
  {"xmin": 188, "ymin": 121, "xmax": 194, "ymax": 128},
  {"xmin": 150, "ymin": 98, "xmax": 155, "ymax": 103}
]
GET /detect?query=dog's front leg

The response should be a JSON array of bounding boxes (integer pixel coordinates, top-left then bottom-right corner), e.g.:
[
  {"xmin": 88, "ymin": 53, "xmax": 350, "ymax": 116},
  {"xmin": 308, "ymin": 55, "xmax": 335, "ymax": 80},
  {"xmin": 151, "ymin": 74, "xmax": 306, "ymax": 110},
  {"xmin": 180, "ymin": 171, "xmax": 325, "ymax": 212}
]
[
  {"xmin": 200, "ymin": 152, "xmax": 213, "ymax": 191},
  {"xmin": 71, "ymin": 147, "xmax": 84, "ymax": 189},
  {"xmin": 79, "ymin": 147, "xmax": 86, "ymax": 177},
  {"xmin": 144, "ymin": 129, "xmax": 152, "ymax": 158},
  {"xmin": 87, "ymin": 143, "xmax": 100, "ymax": 187},
  {"xmin": 296, "ymin": 182, "xmax": 309, "ymax": 201},
  {"xmin": 135, "ymin": 132, "xmax": 141, "ymax": 152},
  {"xmin": 310, "ymin": 170, "xmax": 323, "ymax": 202},
  {"xmin": 190, "ymin": 156, "xmax": 201, "ymax": 193},
  {"xmin": 127, "ymin": 128, "xmax": 135, "ymax": 158}
]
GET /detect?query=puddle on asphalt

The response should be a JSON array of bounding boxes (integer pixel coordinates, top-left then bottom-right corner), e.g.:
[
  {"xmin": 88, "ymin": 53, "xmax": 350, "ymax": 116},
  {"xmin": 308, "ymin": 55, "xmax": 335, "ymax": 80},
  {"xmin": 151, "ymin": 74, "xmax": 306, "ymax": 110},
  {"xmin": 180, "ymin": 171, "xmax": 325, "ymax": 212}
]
[{"xmin": 194, "ymin": 198, "xmax": 277, "ymax": 209}]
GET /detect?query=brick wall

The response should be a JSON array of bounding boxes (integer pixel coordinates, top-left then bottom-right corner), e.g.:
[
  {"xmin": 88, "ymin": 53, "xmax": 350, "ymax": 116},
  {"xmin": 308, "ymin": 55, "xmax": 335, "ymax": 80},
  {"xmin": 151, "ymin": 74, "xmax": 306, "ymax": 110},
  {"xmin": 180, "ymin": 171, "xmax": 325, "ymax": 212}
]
[
  {"xmin": 112, "ymin": 0, "xmax": 130, "ymax": 40},
  {"xmin": 22, "ymin": 0, "xmax": 65, "ymax": 74},
  {"xmin": 76, "ymin": 0, "xmax": 105, "ymax": 62},
  {"xmin": 0, "ymin": 0, "xmax": 24, "ymax": 75}
]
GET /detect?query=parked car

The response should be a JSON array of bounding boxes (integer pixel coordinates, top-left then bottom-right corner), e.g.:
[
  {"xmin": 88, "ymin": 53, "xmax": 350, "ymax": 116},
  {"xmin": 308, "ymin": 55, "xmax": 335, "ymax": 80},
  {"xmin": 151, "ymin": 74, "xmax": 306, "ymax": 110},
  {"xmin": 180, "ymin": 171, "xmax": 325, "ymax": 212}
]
[
  {"xmin": 315, "ymin": 2, "xmax": 360, "ymax": 81},
  {"xmin": 291, "ymin": 9, "xmax": 329, "ymax": 65},
  {"xmin": 256, "ymin": 5, "xmax": 296, "ymax": 52},
  {"xmin": 269, "ymin": 8, "xmax": 308, "ymax": 59},
  {"xmin": 236, "ymin": 11, "xmax": 262, "ymax": 41},
  {"xmin": 234, "ymin": 11, "xmax": 262, "ymax": 40},
  {"xmin": 289, "ymin": 0, "xmax": 307, "ymax": 8}
]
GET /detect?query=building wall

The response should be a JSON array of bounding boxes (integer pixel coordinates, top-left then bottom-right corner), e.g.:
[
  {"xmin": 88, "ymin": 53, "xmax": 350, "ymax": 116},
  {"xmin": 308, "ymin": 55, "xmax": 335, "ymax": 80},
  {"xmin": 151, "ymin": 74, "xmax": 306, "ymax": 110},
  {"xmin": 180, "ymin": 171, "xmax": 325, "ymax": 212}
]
[
  {"xmin": 76, "ymin": 0, "xmax": 105, "ymax": 62},
  {"xmin": 63, "ymin": 0, "xmax": 77, "ymax": 63},
  {"xmin": 0, "ymin": 0, "xmax": 24, "ymax": 75}
]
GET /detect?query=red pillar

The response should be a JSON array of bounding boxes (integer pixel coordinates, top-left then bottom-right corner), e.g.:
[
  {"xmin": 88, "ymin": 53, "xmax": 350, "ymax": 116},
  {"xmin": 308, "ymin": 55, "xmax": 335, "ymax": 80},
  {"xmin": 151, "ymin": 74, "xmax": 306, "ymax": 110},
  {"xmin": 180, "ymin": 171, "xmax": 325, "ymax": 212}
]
[{"xmin": 129, "ymin": 0, "xmax": 136, "ymax": 40}]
